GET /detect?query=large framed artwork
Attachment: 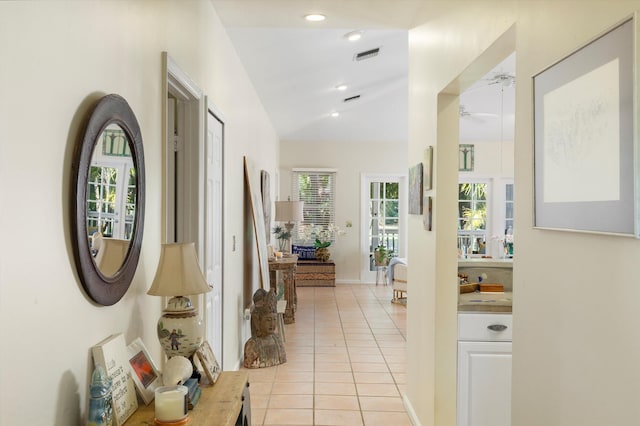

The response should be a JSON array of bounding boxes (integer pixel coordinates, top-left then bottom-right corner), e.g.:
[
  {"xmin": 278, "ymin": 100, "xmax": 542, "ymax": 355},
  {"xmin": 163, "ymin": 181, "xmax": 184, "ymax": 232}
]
[{"xmin": 533, "ymin": 16, "xmax": 638, "ymax": 236}]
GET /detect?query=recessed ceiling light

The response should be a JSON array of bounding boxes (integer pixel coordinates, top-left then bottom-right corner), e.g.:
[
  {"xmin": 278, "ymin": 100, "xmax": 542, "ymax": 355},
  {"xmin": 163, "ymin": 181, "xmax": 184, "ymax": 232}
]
[
  {"xmin": 345, "ymin": 31, "xmax": 362, "ymax": 42},
  {"xmin": 305, "ymin": 14, "xmax": 326, "ymax": 22},
  {"xmin": 330, "ymin": 112, "xmax": 340, "ymax": 117},
  {"xmin": 336, "ymin": 84, "xmax": 348, "ymax": 91}
]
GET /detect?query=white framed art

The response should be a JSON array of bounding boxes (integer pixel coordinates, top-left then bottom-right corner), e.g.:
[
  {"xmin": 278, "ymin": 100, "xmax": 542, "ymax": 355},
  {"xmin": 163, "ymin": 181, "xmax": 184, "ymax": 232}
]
[
  {"xmin": 533, "ymin": 15, "xmax": 639, "ymax": 236},
  {"xmin": 127, "ymin": 337, "xmax": 162, "ymax": 405}
]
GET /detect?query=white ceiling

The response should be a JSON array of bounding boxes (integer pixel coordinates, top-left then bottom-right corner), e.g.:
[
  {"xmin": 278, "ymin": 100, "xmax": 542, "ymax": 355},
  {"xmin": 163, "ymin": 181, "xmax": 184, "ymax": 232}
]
[{"xmin": 211, "ymin": 0, "xmax": 515, "ymax": 144}]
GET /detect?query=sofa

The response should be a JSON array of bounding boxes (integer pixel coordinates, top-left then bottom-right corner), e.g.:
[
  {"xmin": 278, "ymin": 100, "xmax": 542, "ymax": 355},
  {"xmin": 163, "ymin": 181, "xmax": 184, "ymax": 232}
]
[{"xmin": 388, "ymin": 258, "xmax": 407, "ymax": 302}]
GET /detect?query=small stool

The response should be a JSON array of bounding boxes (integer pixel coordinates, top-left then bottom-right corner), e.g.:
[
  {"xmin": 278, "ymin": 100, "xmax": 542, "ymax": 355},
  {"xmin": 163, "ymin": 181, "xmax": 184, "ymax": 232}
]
[
  {"xmin": 376, "ymin": 265, "xmax": 388, "ymax": 286},
  {"xmin": 276, "ymin": 299, "xmax": 287, "ymax": 342}
]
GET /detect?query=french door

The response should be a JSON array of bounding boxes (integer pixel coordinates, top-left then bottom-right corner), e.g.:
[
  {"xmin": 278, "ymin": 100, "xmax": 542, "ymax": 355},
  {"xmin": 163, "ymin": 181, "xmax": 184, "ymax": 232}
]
[{"xmin": 361, "ymin": 174, "xmax": 407, "ymax": 283}]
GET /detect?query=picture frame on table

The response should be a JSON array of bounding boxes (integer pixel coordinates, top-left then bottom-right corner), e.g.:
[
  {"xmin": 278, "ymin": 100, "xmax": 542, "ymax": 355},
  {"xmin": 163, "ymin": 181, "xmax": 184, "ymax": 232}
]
[
  {"xmin": 533, "ymin": 16, "xmax": 638, "ymax": 236},
  {"xmin": 194, "ymin": 341, "xmax": 221, "ymax": 385},
  {"xmin": 126, "ymin": 337, "xmax": 162, "ymax": 405}
]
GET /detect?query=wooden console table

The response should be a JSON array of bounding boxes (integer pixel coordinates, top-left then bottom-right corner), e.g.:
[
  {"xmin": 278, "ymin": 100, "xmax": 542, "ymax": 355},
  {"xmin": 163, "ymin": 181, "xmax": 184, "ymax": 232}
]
[
  {"xmin": 296, "ymin": 260, "xmax": 335, "ymax": 287},
  {"xmin": 268, "ymin": 255, "xmax": 297, "ymax": 324},
  {"xmin": 124, "ymin": 371, "xmax": 250, "ymax": 426}
]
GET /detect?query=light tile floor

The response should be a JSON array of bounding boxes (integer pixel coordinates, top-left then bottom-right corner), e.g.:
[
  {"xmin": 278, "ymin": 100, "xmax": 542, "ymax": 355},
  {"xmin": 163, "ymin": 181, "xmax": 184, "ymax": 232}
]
[{"xmin": 242, "ymin": 284, "xmax": 410, "ymax": 426}]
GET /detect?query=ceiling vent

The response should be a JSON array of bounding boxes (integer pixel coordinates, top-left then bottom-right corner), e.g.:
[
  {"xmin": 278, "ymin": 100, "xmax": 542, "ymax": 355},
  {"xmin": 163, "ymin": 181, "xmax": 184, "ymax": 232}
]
[
  {"xmin": 343, "ymin": 95, "xmax": 361, "ymax": 103},
  {"xmin": 354, "ymin": 47, "xmax": 380, "ymax": 61}
]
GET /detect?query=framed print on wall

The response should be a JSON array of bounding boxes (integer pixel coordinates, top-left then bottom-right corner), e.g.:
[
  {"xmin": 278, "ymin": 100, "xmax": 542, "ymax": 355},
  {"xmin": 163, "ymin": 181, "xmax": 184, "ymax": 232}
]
[
  {"xmin": 409, "ymin": 162, "xmax": 423, "ymax": 214},
  {"xmin": 459, "ymin": 144, "xmax": 474, "ymax": 172},
  {"xmin": 423, "ymin": 146, "xmax": 433, "ymax": 190},
  {"xmin": 533, "ymin": 16, "xmax": 638, "ymax": 236}
]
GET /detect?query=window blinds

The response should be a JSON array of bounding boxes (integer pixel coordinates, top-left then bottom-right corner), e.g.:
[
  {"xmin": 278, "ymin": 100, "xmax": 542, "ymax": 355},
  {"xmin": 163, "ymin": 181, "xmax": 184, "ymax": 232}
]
[{"xmin": 291, "ymin": 169, "xmax": 336, "ymax": 243}]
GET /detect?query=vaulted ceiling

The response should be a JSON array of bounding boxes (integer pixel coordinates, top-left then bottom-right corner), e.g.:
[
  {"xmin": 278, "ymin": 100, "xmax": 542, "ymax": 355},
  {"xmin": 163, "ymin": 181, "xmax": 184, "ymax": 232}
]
[{"xmin": 211, "ymin": 1, "xmax": 515, "ymax": 144}]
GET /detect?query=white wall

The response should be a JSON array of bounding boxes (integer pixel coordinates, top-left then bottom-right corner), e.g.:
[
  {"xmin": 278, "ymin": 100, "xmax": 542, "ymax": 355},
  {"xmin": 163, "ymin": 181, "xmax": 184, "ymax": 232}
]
[
  {"xmin": 0, "ymin": 1, "xmax": 278, "ymax": 424},
  {"xmin": 279, "ymin": 140, "xmax": 406, "ymax": 283},
  {"xmin": 407, "ymin": 1, "xmax": 640, "ymax": 425}
]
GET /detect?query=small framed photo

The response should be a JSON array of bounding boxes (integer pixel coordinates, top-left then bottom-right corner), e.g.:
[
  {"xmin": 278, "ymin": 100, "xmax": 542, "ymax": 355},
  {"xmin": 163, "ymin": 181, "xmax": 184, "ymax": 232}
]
[
  {"xmin": 408, "ymin": 162, "xmax": 423, "ymax": 215},
  {"xmin": 423, "ymin": 196, "xmax": 433, "ymax": 231},
  {"xmin": 127, "ymin": 337, "xmax": 162, "ymax": 405},
  {"xmin": 459, "ymin": 144, "xmax": 474, "ymax": 172},
  {"xmin": 423, "ymin": 146, "xmax": 433, "ymax": 191},
  {"xmin": 194, "ymin": 341, "xmax": 221, "ymax": 385}
]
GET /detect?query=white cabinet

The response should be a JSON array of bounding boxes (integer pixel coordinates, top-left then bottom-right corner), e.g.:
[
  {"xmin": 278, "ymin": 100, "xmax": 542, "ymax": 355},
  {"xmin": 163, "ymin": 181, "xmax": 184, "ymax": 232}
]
[{"xmin": 457, "ymin": 314, "xmax": 512, "ymax": 426}]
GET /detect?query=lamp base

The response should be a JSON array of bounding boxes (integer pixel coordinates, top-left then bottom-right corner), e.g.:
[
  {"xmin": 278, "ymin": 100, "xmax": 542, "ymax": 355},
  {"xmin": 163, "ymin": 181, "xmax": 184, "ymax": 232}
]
[{"xmin": 156, "ymin": 296, "xmax": 204, "ymax": 358}]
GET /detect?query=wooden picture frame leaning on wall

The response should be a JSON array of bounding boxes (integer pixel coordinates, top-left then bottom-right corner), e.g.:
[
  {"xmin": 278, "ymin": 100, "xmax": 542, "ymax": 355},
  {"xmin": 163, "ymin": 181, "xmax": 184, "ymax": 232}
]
[{"xmin": 194, "ymin": 341, "xmax": 221, "ymax": 385}]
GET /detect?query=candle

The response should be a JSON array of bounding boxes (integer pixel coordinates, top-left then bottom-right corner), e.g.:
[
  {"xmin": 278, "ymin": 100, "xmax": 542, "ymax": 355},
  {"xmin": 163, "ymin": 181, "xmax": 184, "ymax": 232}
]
[
  {"xmin": 155, "ymin": 386, "xmax": 187, "ymax": 422},
  {"xmin": 275, "ymin": 251, "xmax": 283, "ymax": 260}
]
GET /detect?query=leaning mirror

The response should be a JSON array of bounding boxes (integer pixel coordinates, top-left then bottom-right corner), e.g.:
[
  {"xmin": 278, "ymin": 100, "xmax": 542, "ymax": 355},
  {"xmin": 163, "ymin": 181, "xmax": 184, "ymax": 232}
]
[{"xmin": 72, "ymin": 94, "xmax": 146, "ymax": 305}]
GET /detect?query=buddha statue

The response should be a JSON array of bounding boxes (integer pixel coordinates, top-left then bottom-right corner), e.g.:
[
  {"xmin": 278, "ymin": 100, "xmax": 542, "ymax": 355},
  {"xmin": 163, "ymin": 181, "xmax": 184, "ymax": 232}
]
[{"xmin": 243, "ymin": 288, "xmax": 286, "ymax": 368}]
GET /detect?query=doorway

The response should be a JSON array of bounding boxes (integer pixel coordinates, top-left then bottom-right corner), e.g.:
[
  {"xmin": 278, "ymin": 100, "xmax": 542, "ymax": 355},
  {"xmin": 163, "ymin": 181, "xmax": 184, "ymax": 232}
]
[
  {"xmin": 458, "ymin": 53, "xmax": 515, "ymax": 259},
  {"xmin": 164, "ymin": 53, "xmax": 225, "ymax": 367},
  {"xmin": 361, "ymin": 173, "xmax": 407, "ymax": 283}
]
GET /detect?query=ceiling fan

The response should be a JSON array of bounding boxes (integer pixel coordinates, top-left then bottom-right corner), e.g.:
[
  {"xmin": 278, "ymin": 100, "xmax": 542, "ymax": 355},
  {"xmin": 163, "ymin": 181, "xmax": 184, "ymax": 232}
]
[
  {"xmin": 484, "ymin": 71, "xmax": 516, "ymax": 87},
  {"xmin": 459, "ymin": 104, "xmax": 499, "ymax": 121}
]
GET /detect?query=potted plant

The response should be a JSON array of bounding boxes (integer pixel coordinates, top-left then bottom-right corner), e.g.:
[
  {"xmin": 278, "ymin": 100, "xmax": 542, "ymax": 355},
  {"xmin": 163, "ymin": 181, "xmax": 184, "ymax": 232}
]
[
  {"xmin": 272, "ymin": 225, "xmax": 291, "ymax": 252},
  {"xmin": 373, "ymin": 245, "xmax": 392, "ymax": 266}
]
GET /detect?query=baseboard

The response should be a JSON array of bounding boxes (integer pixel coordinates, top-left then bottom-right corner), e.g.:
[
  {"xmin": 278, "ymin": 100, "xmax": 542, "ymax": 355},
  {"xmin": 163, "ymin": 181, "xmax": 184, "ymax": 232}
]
[
  {"xmin": 335, "ymin": 279, "xmax": 373, "ymax": 285},
  {"xmin": 403, "ymin": 393, "xmax": 422, "ymax": 426}
]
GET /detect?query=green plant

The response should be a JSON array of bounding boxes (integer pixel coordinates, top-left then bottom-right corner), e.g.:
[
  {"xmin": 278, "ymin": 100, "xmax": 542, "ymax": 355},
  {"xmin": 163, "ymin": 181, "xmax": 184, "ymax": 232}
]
[
  {"xmin": 273, "ymin": 225, "xmax": 291, "ymax": 250},
  {"xmin": 374, "ymin": 245, "xmax": 393, "ymax": 265}
]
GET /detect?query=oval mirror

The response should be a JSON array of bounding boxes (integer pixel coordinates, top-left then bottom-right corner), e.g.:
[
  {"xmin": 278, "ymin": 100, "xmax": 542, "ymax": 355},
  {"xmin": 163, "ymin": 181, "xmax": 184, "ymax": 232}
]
[{"xmin": 72, "ymin": 94, "xmax": 145, "ymax": 305}]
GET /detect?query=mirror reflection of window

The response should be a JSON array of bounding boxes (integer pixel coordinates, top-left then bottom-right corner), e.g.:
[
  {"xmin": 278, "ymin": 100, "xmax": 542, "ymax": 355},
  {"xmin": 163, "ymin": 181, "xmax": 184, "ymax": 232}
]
[{"xmin": 86, "ymin": 124, "xmax": 136, "ymax": 254}]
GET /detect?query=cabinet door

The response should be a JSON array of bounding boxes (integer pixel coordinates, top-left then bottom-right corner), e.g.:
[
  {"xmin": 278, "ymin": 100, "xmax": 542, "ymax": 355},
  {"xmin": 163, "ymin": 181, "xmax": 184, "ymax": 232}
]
[{"xmin": 457, "ymin": 341, "xmax": 512, "ymax": 426}]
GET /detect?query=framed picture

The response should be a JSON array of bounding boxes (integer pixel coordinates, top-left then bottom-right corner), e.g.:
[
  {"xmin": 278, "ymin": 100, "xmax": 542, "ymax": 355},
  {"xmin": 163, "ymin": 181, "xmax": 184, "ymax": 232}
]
[
  {"xmin": 459, "ymin": 144, "xmax": 474, "ymax": 172},
  {"xmin": 261, "ymin": 170, "xmax": 271, "ymax": 243},
  {"xmin": 533, "ymin": 16, "xmax": 637, "ymax": 236},
  {"xmin": 194, "ymin": 341, "xmax": 221, "ymax": 385},
  {"xmin": 423, "ymin": 146, "xmax": 433, "ymax": 191},
  {"xmin": 423, "ymin": 195, "xmax": 433, "ymax": 231},
  {"xmin": 126, "ymin": 337, "xmax": 161, "ymax": 405},
  {"xmin": 408, "ymin": 162, "xmax": 423, "ymax": 214}
]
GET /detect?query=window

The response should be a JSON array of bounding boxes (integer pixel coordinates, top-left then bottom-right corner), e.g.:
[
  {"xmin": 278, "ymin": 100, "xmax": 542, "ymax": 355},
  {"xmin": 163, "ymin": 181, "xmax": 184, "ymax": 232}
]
[
  {"xmin": 291, "ymin": 169, "xmax": 336, "ymax": 243},
  {"xmin": 458, "ymin": 182, "xmax": 488, "ymax": 254}
]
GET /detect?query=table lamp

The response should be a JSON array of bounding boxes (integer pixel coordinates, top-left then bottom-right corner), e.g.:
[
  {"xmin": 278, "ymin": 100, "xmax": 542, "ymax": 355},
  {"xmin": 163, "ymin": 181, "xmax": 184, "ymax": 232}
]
[
  {"xmin": 147, "ymin": 242, "xmax": 211, "ymax": 359},
  {"xmin": 274, "ymin": 200, "xmax": 303, "ymax": 253}
]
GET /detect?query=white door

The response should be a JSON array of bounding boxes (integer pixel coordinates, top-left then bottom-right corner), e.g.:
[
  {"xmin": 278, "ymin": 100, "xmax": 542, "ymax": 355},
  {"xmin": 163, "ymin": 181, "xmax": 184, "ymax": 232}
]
[
  {"xmin": 457, "ymin": 341, "xmax": 512, "ymax": 426},
  {"xmin": 204, "ymin": 107, "xmax": 224, "ymax": 367}
]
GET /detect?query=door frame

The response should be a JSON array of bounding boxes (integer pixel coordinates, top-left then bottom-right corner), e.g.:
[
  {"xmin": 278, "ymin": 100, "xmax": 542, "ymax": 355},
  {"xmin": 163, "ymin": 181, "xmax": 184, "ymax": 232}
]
[{"xmin": 162, "ymin": 52, "xmax": 225, "ymax": 366}]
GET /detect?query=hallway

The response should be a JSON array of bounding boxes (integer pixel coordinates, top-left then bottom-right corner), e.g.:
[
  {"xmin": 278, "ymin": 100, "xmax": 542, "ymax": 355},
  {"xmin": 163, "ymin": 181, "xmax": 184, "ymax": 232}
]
[{"xmin": 243, "ymin": 284, "xmax": 410, "ymax": 426}]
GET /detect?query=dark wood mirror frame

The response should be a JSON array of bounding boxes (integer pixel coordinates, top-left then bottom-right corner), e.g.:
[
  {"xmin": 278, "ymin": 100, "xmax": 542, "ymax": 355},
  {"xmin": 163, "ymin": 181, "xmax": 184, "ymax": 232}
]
[{"xmin": 72, "ymin": 94, "xmax": 146, "ymax": 306}]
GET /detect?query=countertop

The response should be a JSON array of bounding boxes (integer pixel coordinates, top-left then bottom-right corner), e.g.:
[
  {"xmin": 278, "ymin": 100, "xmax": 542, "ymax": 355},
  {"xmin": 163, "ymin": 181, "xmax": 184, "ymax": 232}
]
[
  {"xmin": 458, "ymin": 258, "xmax": 513, "ymax": 268},
  {"xmin": 458, "ymin": 291, "xmax": 512, "ymax": 313}
]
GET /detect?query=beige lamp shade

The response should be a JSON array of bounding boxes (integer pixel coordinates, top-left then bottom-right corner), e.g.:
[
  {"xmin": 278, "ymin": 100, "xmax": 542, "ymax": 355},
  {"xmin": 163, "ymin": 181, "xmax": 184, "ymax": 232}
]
[
  {"xmin": 94, "ymin": 238, "xmax": 130, "ymax": 277},
  {"xmin": 275, "ymin": 200, "xmax": 304, "ymax": 223},
  {"xmin": 147, "ymin": 242, "xmax": 211, "ymax": 297}
]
